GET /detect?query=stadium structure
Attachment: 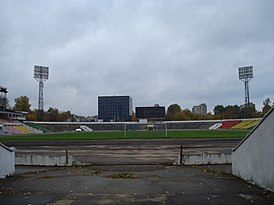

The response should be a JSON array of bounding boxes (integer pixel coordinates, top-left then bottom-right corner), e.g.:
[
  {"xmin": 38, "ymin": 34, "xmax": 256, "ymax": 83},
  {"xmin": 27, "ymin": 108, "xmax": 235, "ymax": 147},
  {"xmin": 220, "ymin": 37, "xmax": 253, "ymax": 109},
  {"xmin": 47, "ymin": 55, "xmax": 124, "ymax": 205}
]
[
  {"xmin": 238, "ymin": 65, "xmax": 253, "ymax": 117},
  {"xmin": 34, "ymin": 65, "xmax": 49, "ymax": 120},
  {"xmin": 0, "ymin": 86, "xmax": 36, "ymax": 135},
  {"xmin": 0, "ymin": 86, "xmax": 8, "ymax": 110},
  {"xmin": 0, "ymin": 86, "xmax": 261, "ymax": 135},
  {"xmin": 2, "ymin": 118, "xmax": 258, "ymax": 135},
  {"xmin": 0, "ymin": 87, "xmax": 261, "ymax": 135},
  {"xmin": 98, "ymin": 96, "xmax": 133, "ymax": 122},
  {"xmin": 136, "ymin": 105, "xmax": 165, "ymax": 122}
]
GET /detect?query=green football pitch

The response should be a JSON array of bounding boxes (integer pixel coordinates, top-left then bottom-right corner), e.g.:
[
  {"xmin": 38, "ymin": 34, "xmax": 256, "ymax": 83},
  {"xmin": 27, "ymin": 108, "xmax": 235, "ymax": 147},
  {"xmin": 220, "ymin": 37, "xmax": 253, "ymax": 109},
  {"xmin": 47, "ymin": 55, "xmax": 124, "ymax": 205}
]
[{"xmin": 0, "ymin": 130, "xmax": 249, "ymax": 141}]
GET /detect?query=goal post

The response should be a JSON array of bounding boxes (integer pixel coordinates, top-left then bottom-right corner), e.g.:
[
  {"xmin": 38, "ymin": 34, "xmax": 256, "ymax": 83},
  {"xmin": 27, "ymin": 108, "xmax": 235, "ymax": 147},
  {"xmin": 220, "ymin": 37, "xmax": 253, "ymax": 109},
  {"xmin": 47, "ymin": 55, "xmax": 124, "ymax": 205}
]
[{"xmin": 123, "ymin": 121, "xmax": 168, "ymax": 138}]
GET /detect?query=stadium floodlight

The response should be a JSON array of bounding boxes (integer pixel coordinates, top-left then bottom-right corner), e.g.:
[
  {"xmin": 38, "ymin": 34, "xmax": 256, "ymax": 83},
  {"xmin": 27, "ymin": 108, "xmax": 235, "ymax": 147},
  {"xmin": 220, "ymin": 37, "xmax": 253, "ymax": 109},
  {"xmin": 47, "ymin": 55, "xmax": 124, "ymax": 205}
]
[
  {"xmin": 0, "ymin": 86, "xmax": 8, "ymax": 95},
  {"xmin": 239, "ymin": 66, "xmax": 253, "ymax": 81},
  {"xmin": 34, "ymin": 65, "xmax": 49, "ymax": 119},
  {"xmin": 238, "ymin": 66, "xmax": 253, "ymax": 117}
]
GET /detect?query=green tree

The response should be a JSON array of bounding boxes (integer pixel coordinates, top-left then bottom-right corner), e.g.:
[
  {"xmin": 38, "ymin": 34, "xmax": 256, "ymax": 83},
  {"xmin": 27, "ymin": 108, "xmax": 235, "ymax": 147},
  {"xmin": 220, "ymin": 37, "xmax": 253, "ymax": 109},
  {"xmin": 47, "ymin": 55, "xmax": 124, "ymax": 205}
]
[
  {"xmin": 14, "ymin": 96, "xmax": 31, "ymax": 112},
  {"xmin": 262, "ymin": 98, "xmax": 272, "ymax": 116},
  {"xmin": 239, "ymin": 103, "xmax": 258, "ymax": 118},
  {"xmin": 166, "ymin": 104, "xmax": 181, "ymax": 120},
  {"xmin": 59, "ymin": 111, "xmax": 71, "ymax": 122},
  {"xmin": 47, "ymin": 107, "xmax": 60, "ymax": 122},
  {"xmin": 213, "ymin": 105, "xmax": 225, "ymax": 118},
  {"xmin": 223, "ymin": 105, "xmax": 240, "ymax": 119},
  {"xmin": 177, "ymin": 109, "xmax": 192, "ymax": 120},
  {"xmin": 27, "ymin": 110, "xmax": 37, "ymax": 121}
]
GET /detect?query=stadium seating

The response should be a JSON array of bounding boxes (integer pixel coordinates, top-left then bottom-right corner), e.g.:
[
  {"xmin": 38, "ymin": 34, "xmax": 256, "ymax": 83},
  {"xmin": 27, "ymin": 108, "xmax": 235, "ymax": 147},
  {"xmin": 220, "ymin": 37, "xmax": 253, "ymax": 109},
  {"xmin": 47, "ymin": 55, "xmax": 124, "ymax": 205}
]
[
  {"xmin": 16, "ymin": 125, "xmax": 30, "ymax": 134},
  {"xmin": 4, "ymin": 119, "xmax": 258, "ymax": 135},
  {"xmin": 242, "ymin": 119, "xmax": 260, "ymax": 129},
  {"xmin": 231, "ymin": 119, "xmax": 260, "ymax": 130},
  {"xmin": 1, "ymin": 121, "xmax": 42, "ymax": 135},
  {"xmin": 199, "ymin": 122, "xmax": 217, "ymax": 129},
  {"xmin": 4, "ymin": 126, "xmax": 21, "ymax": 135},
  {"xmin": 25, "ymin": 123, "xmax": 51, "ymax": 133},
  {"xmin": 209, "ymin": 123, "xmax": 222, "ymax": 130},
  {"xmin": 219, "ymin": 120, "xmax": 242, "ymax": 129},
  {"xmin": 167, "ymin": 122, "xmax": 217, "ymax": 130}
]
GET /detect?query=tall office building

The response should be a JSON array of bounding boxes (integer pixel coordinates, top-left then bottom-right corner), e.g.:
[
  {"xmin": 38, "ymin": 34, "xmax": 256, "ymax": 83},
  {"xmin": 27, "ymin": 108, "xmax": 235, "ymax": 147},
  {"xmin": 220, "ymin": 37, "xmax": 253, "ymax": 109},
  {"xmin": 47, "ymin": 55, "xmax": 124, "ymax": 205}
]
[
  {"xmin": 192, "ymin": 103, "xmax": 207, "ymax": 115},
  {"xmin": 98, "ymin": 96, "xmax": 133, "ymax": 122}
]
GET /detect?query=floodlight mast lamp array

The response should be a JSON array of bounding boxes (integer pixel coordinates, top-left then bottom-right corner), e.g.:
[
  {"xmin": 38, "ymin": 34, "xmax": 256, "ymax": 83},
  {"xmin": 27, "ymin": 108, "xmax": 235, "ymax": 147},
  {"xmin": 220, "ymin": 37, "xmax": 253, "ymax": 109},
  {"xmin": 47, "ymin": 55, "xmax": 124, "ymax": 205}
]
[
  {"xmin": 238, "ymin": 66, "xmax": 253, "ymax": 117},
  {"xmin": 34, "ymin": 65, "xmax": 49, "ymax": 114},
  {"xmin": 0, "ymin": 86, "xmax": 8, "ymax": 97}
]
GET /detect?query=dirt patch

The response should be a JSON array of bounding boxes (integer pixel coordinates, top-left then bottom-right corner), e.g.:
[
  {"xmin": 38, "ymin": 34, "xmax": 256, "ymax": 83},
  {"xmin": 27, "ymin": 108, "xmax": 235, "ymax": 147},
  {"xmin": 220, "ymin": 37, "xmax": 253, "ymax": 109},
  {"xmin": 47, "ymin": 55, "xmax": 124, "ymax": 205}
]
[{"xmin": 107, "ymin": 172, "xmax": 139, "ymax": 179}]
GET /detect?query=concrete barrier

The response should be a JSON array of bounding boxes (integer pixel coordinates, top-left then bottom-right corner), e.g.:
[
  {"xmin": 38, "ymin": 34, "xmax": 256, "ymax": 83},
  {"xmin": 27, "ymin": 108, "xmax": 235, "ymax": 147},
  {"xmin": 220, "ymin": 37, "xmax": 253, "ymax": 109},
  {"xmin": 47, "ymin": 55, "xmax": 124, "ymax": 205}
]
[
  {"xmin": 15, "ymin": 154, "xmax": 78, "ymax": 166},
  {"xmin": 0, "ymin": 143, "xmax": 15, "ymax": 178},
  {"xmin": 232, "ymin": 108, "xmax": 274, "ymax": 191},
  {"xmin": 178, "ymin": 152, "xmax": 231, "ymax": 165}
]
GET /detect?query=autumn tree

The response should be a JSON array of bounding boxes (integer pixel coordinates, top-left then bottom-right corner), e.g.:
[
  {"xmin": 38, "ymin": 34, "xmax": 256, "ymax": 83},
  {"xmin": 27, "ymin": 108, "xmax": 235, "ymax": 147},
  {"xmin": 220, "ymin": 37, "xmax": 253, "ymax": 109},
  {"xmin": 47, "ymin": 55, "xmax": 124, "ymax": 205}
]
[
  {"xmin": 14, "ymin": 96, "xmax": 31, "ymax": 112},
  {"xmin": 131, "ymin": 112, "xmax": 137, "ymax": 122},
  {"xmin": 47, "ymin": 107, "xmax": 60, "ymax": 122},
  {"xmin": 262, "ymin": 98, "xmax": 272, "ymax": 116},
  {"xmin": 213, "ymin": 105, "xmax": 225, "ymax": 118},
  {"xmin": 59, "ymin": 111, "xmax": 71, "ymax": 122},
  {"xmin": 27, "ymin": 110, "xmax": 38, "ymax": 121},
  {"xmin": 166, "ymin": 104, "xmax": 181, "ymax": 120}
]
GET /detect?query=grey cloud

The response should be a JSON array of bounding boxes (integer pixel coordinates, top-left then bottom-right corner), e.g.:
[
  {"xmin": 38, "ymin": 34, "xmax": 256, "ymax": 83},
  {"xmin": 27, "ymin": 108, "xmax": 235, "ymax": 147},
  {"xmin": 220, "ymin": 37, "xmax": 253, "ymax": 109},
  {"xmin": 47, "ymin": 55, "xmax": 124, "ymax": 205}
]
[{"xmin": 0, "ymin": 0, "xmax": 273, "ymax": 115}]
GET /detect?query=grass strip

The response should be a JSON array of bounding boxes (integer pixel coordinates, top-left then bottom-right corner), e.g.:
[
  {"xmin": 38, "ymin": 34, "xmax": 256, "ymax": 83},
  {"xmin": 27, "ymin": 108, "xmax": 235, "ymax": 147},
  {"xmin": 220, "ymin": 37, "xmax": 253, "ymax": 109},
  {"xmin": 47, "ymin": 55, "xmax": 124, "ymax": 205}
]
[{"xmin": 0, "ymin": 130, "xmax": 249, "ymax": 141}]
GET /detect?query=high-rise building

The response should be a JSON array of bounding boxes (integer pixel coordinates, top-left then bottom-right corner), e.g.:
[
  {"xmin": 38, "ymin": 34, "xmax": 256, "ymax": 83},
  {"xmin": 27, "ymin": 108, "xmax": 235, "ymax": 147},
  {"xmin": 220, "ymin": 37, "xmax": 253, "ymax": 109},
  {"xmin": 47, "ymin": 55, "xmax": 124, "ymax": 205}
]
[
  {"xmin": 98, "ymin": 96, "xmax": 133, "ymax": 122},
  {"xmin": 192, "ymin": 103, "xmax": 207, "ymax": 115}
]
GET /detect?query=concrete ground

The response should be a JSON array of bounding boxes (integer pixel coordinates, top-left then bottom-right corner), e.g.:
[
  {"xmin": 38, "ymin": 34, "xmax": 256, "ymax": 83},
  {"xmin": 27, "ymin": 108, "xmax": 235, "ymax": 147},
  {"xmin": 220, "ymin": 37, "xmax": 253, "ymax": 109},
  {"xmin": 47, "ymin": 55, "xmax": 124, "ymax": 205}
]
[
  {"xmin": 6, "ymin": 138, "xmax": 241, "ymax": 165},
  {"xmin": 2, "ymin": 138, "xmax": 273, "ymax": 204},
  {"xmin": 1, "ymin": 164, "xmax": 274, "ymax": 205}
]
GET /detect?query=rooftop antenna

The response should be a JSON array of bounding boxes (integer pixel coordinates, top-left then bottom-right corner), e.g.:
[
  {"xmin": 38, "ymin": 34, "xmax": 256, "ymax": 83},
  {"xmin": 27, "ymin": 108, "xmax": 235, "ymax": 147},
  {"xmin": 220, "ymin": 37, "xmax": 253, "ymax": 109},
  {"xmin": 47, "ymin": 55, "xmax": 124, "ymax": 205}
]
[{"xmin": 34, "ymin": 65, "xmax": 49, "ymax": 120}]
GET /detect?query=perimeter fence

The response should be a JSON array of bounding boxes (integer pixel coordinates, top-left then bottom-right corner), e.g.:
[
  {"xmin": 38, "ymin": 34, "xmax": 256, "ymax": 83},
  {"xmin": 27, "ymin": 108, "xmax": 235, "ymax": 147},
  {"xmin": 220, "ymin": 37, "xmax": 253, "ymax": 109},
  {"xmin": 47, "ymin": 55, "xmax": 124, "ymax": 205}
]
[{"xmin": 26, "ymin": 120, "xmax": 224, "ymax": 138}]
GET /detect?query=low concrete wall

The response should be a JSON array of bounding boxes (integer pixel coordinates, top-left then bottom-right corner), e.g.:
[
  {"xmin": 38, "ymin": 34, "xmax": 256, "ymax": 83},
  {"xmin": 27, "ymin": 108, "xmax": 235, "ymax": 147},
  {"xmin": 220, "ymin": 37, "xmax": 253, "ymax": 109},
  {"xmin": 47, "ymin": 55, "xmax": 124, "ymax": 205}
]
[
  {"xmin": 15, "ymin": 154, "xmax": 77, "ymax": 166},
  {"xmin": 232, "ymin": 108, "xmax": 274, "ymax": 191},
  {"xmin": 0, "ymin": 143, "xmax": 15, "ymax": 178},
  {"xmin": 178, "ymin": 152, "xmax": 231, "ymax": 165}
]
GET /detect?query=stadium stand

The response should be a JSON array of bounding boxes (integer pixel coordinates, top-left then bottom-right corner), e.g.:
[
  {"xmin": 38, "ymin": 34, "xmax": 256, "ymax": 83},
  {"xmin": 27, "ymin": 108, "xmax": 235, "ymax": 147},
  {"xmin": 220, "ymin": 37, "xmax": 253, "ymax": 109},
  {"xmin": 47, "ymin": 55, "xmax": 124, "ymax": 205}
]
[
  {"xmin": 16, "ymin": 125, "xmax": 30, "ymax": 134},
  {"xmin": 167, "ymin": 122, "xmax": 216, "ymax": 130},
  {"xmin": 0, "ymin": 119, "xmax": 42, "ymax": 135},
  {"xmin": 242, "ymin": 119, "xmax": 260, "ymax": 129},
  {"xmin": 25, "ymin": 123, "xmax": 51, "ymax": 133},
  {"xmin": 231, "ymin": 119, "xmax": 260, "ymax": 130},
  {"xmin": 4, "ymin": 126, "xmax": 21, "ymax": 135},
  {"xmin": 88, "ymin": 124, "xmax": 124, "ymax": 131},
  {"xmin": 23, "ymin": 123, "xmax": 43, "ymax": 134},
  {"xmin": 219, "ymin": 120, "xmax": 242, "ymax": 129},
  {"xmin": 198, "ymin": 122, "xmax": 217, "ymax": 129},
  {"xmin": 80, "ymin": 125, "xmax": 93, "ymax": 132},
  {"xmin": 209, "ymin": 123, "xmax": 222, "ymax": 130},
  {"xmin": 8, "ymin": 118, "xmax": 260, "ymax": 135}
]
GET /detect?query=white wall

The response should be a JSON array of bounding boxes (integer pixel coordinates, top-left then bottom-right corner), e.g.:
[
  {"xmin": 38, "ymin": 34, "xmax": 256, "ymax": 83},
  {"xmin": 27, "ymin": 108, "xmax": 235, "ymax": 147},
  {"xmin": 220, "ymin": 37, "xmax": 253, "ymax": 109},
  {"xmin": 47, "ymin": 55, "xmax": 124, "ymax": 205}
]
[
  {"xmin": 0, "ymin": 143, "xmax": 15, "ymax": 178},
  {"xmin": 178, "ymin": 152, "xmax": 231, "ymax": 165},
  {"xmin": 232, "ymin": 108, "xmax": 274, "ymax": 191},
  {"xmin": 16, "ymin": 154, "xmax": 76, "ymax": 166}
]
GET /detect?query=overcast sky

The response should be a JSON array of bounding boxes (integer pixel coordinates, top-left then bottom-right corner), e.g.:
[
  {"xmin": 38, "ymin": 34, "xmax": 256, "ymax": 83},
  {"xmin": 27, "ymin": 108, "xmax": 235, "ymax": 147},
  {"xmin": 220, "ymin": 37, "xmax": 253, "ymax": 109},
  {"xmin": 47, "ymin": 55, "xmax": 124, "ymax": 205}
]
[{"xmin": 1, "ymin": 0, "xmax": 273, "ymax": 116}]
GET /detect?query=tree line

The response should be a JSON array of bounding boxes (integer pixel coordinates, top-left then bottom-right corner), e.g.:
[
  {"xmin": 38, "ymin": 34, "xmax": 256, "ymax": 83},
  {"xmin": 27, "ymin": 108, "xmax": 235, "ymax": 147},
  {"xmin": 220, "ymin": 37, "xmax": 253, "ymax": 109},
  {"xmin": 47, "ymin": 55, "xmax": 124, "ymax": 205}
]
[
  {"xmin": 6, "ymin": 96, "xmax": 72, "ymax": 122},
  {"xmin": 1, "ymin": 95, "xmax": 273, "ymax": 122},
  {"xmin": 166, "ymin": 98, "xmax": 273, "ymax": 121}
]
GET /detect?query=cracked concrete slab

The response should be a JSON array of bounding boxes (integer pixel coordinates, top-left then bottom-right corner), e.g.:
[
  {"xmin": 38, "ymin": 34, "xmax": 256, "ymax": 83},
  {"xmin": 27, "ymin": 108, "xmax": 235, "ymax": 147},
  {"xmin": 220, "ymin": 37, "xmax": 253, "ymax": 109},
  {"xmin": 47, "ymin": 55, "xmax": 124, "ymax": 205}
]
[{"xmin": 1, "ymin": 165, "xmax": 274, "ymax": 205}]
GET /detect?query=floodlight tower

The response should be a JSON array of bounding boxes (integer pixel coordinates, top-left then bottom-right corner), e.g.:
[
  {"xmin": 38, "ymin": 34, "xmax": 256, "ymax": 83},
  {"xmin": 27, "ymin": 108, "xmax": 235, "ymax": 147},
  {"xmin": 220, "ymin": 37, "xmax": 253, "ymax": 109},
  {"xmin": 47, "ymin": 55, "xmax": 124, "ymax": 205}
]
[
  {"xmin": 238, "ymin": 65, "xmax": 253, "ymax": 117},
  {"xmin": 34, "ymin": 65, "xmax": 49, "ymax": 120},
  {"xmin": 0, "ymin": 86, "xmax": 8, "ymax": 110}
]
